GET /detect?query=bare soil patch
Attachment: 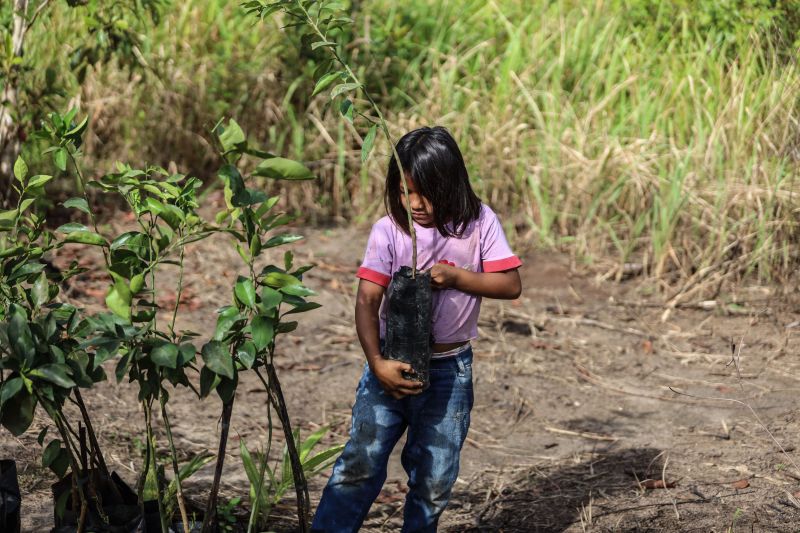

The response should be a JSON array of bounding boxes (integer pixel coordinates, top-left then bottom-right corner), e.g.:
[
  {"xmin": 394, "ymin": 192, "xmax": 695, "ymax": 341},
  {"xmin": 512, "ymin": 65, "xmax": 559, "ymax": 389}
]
[{"xmin": 5, "ymin": 204, "xmax": 800, "ymax": 532}]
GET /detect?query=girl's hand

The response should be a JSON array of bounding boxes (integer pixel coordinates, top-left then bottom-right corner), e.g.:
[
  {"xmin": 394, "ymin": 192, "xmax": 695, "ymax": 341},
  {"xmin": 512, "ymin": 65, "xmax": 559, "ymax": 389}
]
[
  {"xmin": 370, "ymin": 357, "xmax": 424, "ymax": 399},
  {"xmin": 429, "ymin": 261, "xmax": 461, "ymax": 289}
]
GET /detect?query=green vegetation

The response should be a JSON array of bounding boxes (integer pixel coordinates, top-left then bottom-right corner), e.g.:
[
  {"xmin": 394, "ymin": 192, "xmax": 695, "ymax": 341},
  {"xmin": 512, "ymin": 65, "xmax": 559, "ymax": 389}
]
[
  {"xmin": 6, "ymin": 2, "xmax": 800, "ymax": 280},
  {"xmin": 0, "ymin": 109, "xmax": 332, "ymax": 531}
]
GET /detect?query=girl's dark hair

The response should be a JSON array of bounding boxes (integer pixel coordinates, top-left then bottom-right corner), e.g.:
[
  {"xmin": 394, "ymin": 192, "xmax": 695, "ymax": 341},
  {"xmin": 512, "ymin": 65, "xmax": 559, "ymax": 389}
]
[{"xmin": 384, "ymin": 126, "xmax": 481, "ymax": 237}]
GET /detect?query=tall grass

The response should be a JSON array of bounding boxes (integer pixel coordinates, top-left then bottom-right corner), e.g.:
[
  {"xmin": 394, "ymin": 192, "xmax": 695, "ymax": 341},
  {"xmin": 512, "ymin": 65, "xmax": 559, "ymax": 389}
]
[{"xmin": 22, "ymin": 0, "xmax": 800, "ymax": 286}]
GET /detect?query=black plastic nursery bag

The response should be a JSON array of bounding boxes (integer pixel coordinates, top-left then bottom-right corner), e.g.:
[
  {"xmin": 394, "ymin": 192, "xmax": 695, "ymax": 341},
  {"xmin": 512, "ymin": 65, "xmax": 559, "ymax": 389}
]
[
  {"xmin": 0, "ymin": 460, "xmax": 21, "ymax": 533},
  {"xmin": 383, "ymin": 266, "xmax": 433, "ymax": 388}
]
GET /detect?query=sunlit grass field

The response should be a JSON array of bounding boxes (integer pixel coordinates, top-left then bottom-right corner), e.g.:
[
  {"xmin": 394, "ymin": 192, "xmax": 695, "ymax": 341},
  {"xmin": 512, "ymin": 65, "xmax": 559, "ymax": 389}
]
[{"xmin": 21, "ymin": 0, "xmax": 800, "ymax": 284}]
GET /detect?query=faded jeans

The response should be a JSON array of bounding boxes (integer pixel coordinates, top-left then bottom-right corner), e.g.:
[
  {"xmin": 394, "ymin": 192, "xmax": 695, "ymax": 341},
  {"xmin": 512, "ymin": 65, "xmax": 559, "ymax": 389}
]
[{"xmin": 311, "ymin": 347, "xmax": 474, "ymax": 533}]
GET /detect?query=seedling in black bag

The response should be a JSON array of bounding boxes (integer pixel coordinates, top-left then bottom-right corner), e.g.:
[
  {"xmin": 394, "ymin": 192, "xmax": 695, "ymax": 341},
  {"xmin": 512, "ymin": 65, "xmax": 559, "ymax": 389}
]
[
  {"xmin": 383, "ymin": 266, "xmax": 433, "ymax": 388},
  {"xmin": 254, "ymin": 1, "xmax": 434, "ymax": 388}
]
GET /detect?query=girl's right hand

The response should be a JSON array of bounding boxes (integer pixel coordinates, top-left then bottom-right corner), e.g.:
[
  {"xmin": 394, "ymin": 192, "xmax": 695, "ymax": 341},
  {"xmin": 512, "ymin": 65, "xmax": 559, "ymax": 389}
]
[{"xmin": 370, "ymin": 358, "xmax": 424, "ymax": 399}]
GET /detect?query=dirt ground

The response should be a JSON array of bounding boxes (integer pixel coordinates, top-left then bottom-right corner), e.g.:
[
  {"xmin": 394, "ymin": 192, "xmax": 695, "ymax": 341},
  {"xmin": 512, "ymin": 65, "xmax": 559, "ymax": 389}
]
[{"xmin": 5, "ymin": 196, "xmax": 800, "ymax": 532}]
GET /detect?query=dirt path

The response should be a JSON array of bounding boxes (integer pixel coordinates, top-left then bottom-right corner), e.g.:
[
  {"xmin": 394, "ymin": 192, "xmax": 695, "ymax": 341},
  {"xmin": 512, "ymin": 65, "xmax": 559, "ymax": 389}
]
[{"xmin": 5, "ymin": 208, "xmax": 800, "ymax": 532}]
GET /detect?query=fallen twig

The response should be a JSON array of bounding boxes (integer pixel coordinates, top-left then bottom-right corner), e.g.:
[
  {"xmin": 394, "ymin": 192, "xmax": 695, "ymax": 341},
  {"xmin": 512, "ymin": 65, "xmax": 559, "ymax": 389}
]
[
  {"xmin": 544, "ymin": 426, "xmax": 617, "ymax": 442},
  {"xmin": 553, "ymin": 316, "xmax": 653, "ymax": 339},
  {"xmin": 567, "ymin": 489, "xmax": 756, "ymax": 523}
]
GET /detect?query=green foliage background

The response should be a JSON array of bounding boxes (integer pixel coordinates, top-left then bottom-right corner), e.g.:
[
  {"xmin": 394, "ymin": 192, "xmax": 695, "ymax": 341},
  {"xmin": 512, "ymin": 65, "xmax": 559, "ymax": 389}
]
[{"xmin": 8, "ymin": 0, "xmax": 800, "ymax": 281}]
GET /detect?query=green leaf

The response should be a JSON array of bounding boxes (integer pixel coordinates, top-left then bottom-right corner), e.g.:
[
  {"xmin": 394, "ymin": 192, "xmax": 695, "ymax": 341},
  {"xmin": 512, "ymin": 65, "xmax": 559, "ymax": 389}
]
[
  {"xmin": 18, "ymin": 198, "xmax": 34, "ymax": 214},
  {"xmin": 299, "ymin": 426, "xmax": 328, "ymax": 461},
  {"xmin": 37, "ymin": 427, "xmax": 48, "ymax": 446},
  {"xmin": 30, "ymin": 364, "xmax": 76, "ymax": 388},
  {"xmin": 0, "ymin": 209, "xmax": 19, "ymax": 222},
  {"xmin": 27, "ymin": 175, "xmax": 53, "ymax": 189},
  {"xmin": 264, "ymin": 234, "xmax": 303, "ymax": 248},
  {"xmin": 14, "ymin": 156, "xmax": 27, "ymax": 182},
  {"xmin": 249, "ymin": 233, "xmax": 262, "ymax": 257},
  {"xmin": 280, "ymin": 284, "xmax": 316, "ymax": 297},
  {"xmin": 105, "ymin": 280, "xmax": 132, "ymax": 320},
  {"xmin": 177, "ymin": 343, "xmax": 196, "ymax": 366},
  {"xmin": 311, "ymin": 40, "xmax": 336, "ymax": 50},
  {"xmin": 62, "ymin": 197, "xmax": 90, "ymax": 214},
  {"xmin": 150, "ymin": 342, "xmax": 179, "ymax": 369},
  {"xmin": 67, "ymin": 115, "xmax": 89, "ymax": 137},
  {"xmin": 32, "ymin": 271, "xmax": 50, "ymax": 307},
  {"xmin": 254, "ymin": 158, "xmax": 315, "ymax": 181},
  {"xmin": 8, "ymin": 304, "xmax": 35, "ymax": 366},
  {"xmin": 312, "ymin": 71, "xmax": 343, "ymax": 97},
  {"xmin": 64, "ymin": 231, "xmax": 107, "ymax": 247},
  {"xmin": 276, "ymin": 321, "xmax": 298, "ymax": 334},
  {"xmin": 199, "ymin": 365, "xmax": 220, "ymax": 398},
  {"xmin": 218, "ymin": 118, "xmax": 247, "ymax": 153},
  {"xmin": 239, "ymin": 438, "xmax": 260, "ymax": 488},
  {"xmin": 251, "ymin": 315, "xmax": 274, "ymax": 351},
  {"xmin": 260, "ymin": 286, "xmax": 282, "ymax": 311},
  {"xmin": 201, "ymin": 340, "xmax": 234, "ymax": 379},
  {"xmin": 340, "ymin": 99, "xmax": 354, "ymax": 123},
  {"xmin": 42, "ymin": 439, "xmax": 62, "ymax": 467},
  {"xmin": 0, "ymin": 377, "xmax": 23, "ymax": 408},
  {"xmin": 0, "ymin": 389, "xmax": 37, "ymax": 436},
  {"xmin": 361, "ymin": 125, "xmax": 378, "ymax": 162},
  {"xmin": 330, "ymin": 83, "xmax": 361, "ymax": 98},
  {"xmin": 303, "ymin": 445, "xmax": 345, "ymax": 475},
  {"xmin": 216, "ymin": 374, "xmax": 237, "ymax": 403},
  {"xmin": 214, "ymin": 306, "xmax": 241, "ymax": 341},
  {"xmin": 55, "ymin": 222, "xmax": 89, "ymax": 234},
  {"xmin": 283, "ymin": 302, "xmax": 322, "ymax": 315},
  {"xmin": 115, "ymin": 350, "xmax": 133, "ymax": 383},
  {"xmin": 8, "ymin": 261, "xmax": 45, "ymax": 283},
  {"xmin": 54, "ymin": 148, "xmax": 68, "ymax": 172},
  {"xmin": 50, "ymin": 447, "xmax": 70, "ymax": 479},
  {"xmin": 234, "ymin": 276, "xmax": 256, "ymax": 308},
  {"xmin": 236, "ymin": 341, "xmax": 256, "ymax": 370},
  {"xmin": 0, "ymin": 246, "xmax": 23, "ymax": 258},
  {"xmin": 263, "ymin": 271, "xmax": 301, "ymax": 288},
  {"xmin": 130, "ymin": 273, "xmax": 144, "ymax": 294}
]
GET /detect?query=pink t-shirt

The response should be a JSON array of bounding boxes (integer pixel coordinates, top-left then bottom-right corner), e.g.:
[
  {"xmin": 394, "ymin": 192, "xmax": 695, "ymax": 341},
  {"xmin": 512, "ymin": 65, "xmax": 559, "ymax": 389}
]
[{"xmin": 357, "ymin": 204, "xmax": 522, "ymax": 344}]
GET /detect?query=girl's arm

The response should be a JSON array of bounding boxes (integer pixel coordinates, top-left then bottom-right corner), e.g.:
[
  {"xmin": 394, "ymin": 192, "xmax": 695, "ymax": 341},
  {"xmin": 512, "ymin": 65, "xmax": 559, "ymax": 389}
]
[
  {"xmin": 355, "ymin": 279, "xmax": 423, "ymax": 399},
  {"xmin": 429, "ymin": 264, "xmax": 522, "ymax": 299}
]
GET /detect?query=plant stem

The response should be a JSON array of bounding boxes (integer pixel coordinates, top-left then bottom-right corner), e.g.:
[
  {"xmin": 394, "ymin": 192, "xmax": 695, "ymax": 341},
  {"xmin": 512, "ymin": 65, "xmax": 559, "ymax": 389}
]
[
  {"xmin": 169, "ymin": 246, "xmax": 186, "ymax": 341},
  {"xmin": 72, "ymin": 390, "xmax": 110, "ymax": 478},
  {"xmin": 266, "ymin": 361, "xmax": 308, "ymax": 532},
  {"xmin": 144, "ymin": 399, "xmax": 169, "ymax": 533},
  {"xmin": 67, "ymin": 151, "xmax": 109, "ymax": 266},
  {"xmin": 160, "ymin": 390, "xmax": 191, "ymax": 533},
  {"xmin": 201, "ymin": 398, "xmax": 235, "ymax": 533},
  {"xmin": 44, "ymin": 402, "xmax": 88, "ymax": 533},
  {"xmin": 250, "ymin": 367, "xmax": 275, "ymax": 532},
  {"xmin": 293, "ymin": 1, "xmax": 417, "ymax": 273}
]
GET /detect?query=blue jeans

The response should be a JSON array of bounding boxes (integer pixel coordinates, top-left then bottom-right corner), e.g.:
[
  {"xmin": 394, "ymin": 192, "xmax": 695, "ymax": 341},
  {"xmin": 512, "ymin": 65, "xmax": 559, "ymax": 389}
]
[{"xmin": 312, "ymin": 348, "xmax": 474, "ymax": 533}]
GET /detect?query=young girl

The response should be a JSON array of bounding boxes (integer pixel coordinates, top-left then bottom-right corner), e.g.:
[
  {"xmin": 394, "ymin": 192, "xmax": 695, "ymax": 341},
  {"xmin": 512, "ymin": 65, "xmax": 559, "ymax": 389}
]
[{"xmin": 312, "ymin": 126, "xmax": 522, "ymax": 532}]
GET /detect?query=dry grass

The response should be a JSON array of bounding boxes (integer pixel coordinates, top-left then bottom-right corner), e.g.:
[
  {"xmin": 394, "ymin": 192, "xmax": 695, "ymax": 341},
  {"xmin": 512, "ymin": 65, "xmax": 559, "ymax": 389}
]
[{"xmin": 20, "ymin": 0, "xmax": 800, "ymax": 287}]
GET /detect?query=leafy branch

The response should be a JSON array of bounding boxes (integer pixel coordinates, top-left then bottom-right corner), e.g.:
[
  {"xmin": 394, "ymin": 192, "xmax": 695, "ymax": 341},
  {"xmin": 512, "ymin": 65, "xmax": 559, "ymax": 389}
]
[{"xmin": 246, "ymin": 0, "xmax": 420, "ymax": 273}]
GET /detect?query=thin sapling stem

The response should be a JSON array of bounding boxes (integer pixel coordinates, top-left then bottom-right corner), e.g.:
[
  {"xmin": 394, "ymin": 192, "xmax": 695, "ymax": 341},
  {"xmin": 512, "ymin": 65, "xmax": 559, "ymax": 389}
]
[
  {"xmin": 266, "ymin": 361, "xmax": 309, "ymax": 532},
  {"xmin": 201, "ymin": 397, "xmax": 235, "ymax": 533},
  {"xmin": 160, "ymin": 389, "xmax": 191, "ymax": 533},
  {"xmin": 143, "ymin": 399, "xmax": 169, "ymax": 533},
  {"xmin": 291, "ymin": 1, "xmax": 418, "ymax": 273}
]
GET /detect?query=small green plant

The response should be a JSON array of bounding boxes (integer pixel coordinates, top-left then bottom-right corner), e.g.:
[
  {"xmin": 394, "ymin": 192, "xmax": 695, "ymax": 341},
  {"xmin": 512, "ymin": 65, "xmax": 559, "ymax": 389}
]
[
  {"xmin": 216, "ymin": 497, "xmax": 241, "ymax": 533},
  {"xmin": 0, "ymin": 107, "xmax": 328, "ymax": 533},
  {"xmin": 246, "ymin": 0, "xmax": 419, "ymax": 273},
  {"xmin": 727, "ymin": 506, "xmax": 744, "ymax": 532},
  {"xmin": 240, "ymin": 427, "xmax": 343, "ymax": 531},
  {"xmin": 0, "ymin": 147, "xmax": 114, "ymax": 531}
]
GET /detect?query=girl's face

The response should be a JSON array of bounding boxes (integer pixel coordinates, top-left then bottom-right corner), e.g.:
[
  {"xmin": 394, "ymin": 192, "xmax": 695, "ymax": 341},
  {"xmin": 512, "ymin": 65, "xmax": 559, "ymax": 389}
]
[{"xmin": 400, "ymin": 176, "xmax": 433, "ymax": 227}]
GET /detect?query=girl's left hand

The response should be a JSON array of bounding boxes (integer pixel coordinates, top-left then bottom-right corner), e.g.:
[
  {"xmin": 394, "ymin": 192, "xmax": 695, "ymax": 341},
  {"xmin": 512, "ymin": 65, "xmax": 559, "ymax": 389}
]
[{"xmin": 429, "ymin": 261, "xmax": 460, "ymax": 289}]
